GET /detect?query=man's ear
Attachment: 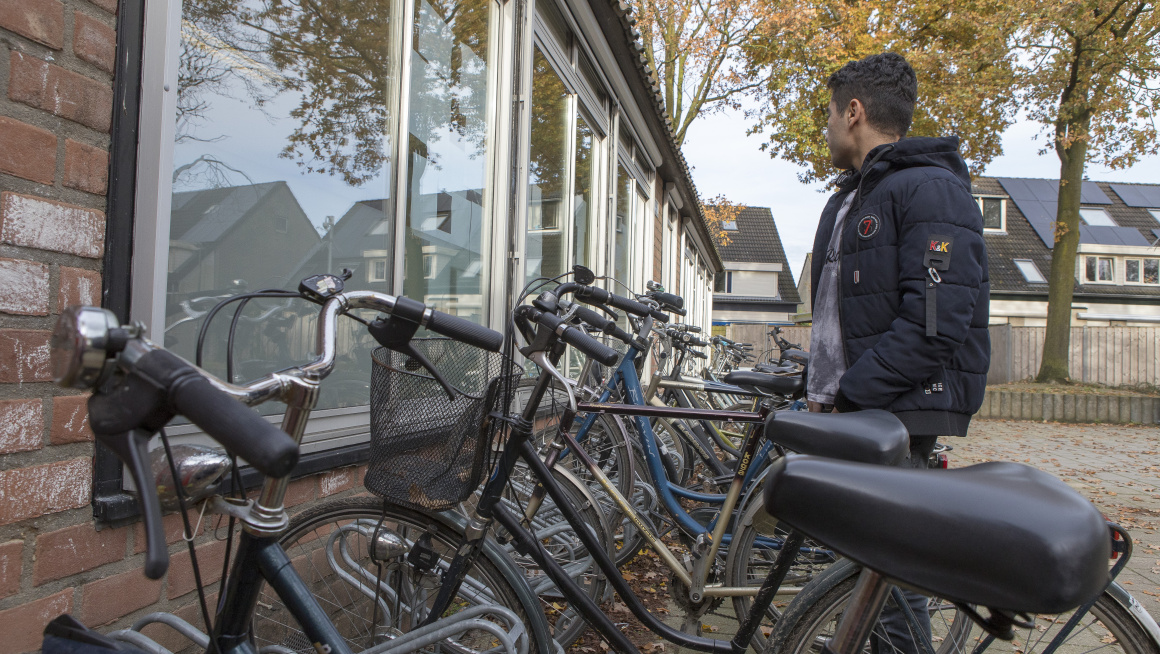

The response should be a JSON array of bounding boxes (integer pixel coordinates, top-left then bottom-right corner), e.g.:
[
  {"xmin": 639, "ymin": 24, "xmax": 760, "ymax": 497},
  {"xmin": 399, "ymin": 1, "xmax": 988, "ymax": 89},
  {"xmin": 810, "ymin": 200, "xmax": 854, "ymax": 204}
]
[{"xmin": 847, "ymin": 98, "xmax": 865, "ymax": 126}]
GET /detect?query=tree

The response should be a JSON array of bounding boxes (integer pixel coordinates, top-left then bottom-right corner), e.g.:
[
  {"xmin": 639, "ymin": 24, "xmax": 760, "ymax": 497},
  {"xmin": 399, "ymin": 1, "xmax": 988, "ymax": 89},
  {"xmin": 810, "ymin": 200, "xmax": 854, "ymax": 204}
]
[
  {"xmin": 700, "ymin": 195, "xmax": 744, "ymax": 247},
  {"xmin": 1026, "ymin": 0, "xmax": 1160, "ymax": 382},
  {"xmin": 742, "ymin": 0, "xmax": 1022, "ymax": 183},
  {"xmin": 632, "ymin": 0, "xmax": 769, "ymax": 145}
]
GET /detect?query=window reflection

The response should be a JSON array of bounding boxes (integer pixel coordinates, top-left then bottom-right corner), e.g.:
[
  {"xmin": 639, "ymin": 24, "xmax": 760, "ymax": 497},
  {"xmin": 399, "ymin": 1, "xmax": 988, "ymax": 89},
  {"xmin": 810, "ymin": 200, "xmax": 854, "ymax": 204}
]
[
  {"xmin": 613, "ymin": 162, "xmax": 633, "ymax": 285},
  {"xmin": 167, "ymin": 0, "xmax": 400, "ymax": 411},
  {"xmin": 573, "ymin": 115, "xmax": 595, "ymax": 267},
  {"xmin": 403, "ymin": 0, "xmax": 494, "ymax": 323},
  {"xmin": 526, "ymin": 49, "xmax": 570, "ymax": 284}
]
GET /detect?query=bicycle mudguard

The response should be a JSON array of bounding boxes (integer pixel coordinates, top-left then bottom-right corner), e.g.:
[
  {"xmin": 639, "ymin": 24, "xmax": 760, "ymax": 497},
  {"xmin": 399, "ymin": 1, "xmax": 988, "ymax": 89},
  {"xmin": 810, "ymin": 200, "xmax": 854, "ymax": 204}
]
[
  {"xmin": 438, "ymin": 509, "xmax": 556, "ymax": 654},
  {"xmin": 1104, "ymin": 581, "xmax": 1160, "ymax": 648}
]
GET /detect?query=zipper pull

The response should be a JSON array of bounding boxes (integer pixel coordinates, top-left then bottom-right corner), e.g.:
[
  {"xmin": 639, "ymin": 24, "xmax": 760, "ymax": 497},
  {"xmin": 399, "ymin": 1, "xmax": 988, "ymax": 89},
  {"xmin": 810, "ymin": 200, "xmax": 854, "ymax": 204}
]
[{"xmin": 926, "ymin": 267, "xmax": 941, "ymax": 337}]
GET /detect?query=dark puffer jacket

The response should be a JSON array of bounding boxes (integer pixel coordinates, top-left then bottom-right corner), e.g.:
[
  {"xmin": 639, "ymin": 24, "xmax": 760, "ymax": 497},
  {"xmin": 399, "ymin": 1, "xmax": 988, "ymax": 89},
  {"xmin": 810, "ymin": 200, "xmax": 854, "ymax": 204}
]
[{"xmin": 810, "ymin": 136, "xmax": 990, "ymax": 437}]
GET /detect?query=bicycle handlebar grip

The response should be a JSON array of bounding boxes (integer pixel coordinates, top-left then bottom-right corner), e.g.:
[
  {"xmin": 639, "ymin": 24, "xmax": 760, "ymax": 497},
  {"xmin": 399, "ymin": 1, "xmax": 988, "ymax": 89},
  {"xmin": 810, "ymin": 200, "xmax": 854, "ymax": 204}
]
[
  {"xmin": 692, "ymin": 350, "xmax": 707, "ymax": 360},
  {"xmin": 139, "ymin": 350, "xmax": 300, "ymax": 478},
  {"xmin": 572, "ymin": 305, "xmax": 616, "ymax": 334},
  {"xmin": 574, "ymin": 286, "xmax": 653, "ymax": 318},
  {"xmin": 534, "ymin": 311, "xmax": 620, "ymax": 366},
  {"xmin": 425, "ymin": 309, "xmax": 504, "ymax": 352},
  {"xmin": 651, "ymin": 291, "xmax": 686, "ymax": 316}
]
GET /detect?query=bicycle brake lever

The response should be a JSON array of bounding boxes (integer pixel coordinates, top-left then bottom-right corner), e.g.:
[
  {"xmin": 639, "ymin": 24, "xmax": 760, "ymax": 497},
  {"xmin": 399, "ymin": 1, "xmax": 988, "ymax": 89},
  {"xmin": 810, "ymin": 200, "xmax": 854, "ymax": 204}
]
[
  {"xmin": 396, "ymin": 340, "xmax": 457, "ymax": 402},
  {"xmin": 368, "ymin": 315, "xmax": 457, "ymax": 401},
  {"xmin": 102, "ymin": 427, "xmax": 169, "ymax": 579}
]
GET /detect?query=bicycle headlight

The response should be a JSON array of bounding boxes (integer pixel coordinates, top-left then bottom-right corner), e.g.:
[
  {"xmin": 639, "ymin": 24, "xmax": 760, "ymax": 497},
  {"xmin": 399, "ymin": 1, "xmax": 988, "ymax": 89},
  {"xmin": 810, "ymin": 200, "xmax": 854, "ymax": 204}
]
[{"xmin": 52, "ymin": 306, "xmax": 120, "ymax": 389}]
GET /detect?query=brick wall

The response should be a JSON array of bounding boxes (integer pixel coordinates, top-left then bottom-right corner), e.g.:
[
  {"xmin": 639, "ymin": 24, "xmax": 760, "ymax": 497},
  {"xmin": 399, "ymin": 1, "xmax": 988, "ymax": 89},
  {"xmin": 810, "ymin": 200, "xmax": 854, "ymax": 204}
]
[{"xmin": 0, "ymin": 3, "xmax": 370, "ymax": 651}]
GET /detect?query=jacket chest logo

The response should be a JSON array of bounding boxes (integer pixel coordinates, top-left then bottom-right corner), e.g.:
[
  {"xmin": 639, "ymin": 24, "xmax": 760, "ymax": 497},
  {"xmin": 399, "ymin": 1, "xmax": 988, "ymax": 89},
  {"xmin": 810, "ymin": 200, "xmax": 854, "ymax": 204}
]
[{"xmin": 856, "ymin": 214, "xmax": 880, "ymax": 240}]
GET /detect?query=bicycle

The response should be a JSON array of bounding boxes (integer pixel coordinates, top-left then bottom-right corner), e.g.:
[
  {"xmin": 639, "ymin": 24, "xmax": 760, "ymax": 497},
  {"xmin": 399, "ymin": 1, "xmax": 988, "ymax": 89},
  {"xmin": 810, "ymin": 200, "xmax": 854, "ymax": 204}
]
[{"xmin": 46, "ymin": 277, "xmax": 556, "ymax": 654}]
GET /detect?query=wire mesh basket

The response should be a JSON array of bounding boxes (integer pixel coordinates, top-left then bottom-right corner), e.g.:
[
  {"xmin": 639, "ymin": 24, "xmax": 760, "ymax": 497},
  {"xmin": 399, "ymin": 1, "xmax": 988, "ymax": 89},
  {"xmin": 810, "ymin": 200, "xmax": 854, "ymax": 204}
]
[{"xmin": 366, "ymin": 338, "xmax": 519, "ymax": 511}]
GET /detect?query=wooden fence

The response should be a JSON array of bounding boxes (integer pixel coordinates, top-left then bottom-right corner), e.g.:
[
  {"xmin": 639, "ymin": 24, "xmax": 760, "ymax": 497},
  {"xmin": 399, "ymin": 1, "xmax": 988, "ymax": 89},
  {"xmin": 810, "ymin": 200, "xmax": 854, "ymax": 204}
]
[{"xmin": 719, "ymin": 323, "xmax": 1160, "ymax": 387}]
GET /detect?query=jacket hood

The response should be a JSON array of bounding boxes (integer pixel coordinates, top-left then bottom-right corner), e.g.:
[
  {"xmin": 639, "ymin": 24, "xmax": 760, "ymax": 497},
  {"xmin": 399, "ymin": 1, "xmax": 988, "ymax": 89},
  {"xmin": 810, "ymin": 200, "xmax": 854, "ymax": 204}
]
[{"xmin": 870, "ymin": 136, "xmax": 970, "ymax": 187}]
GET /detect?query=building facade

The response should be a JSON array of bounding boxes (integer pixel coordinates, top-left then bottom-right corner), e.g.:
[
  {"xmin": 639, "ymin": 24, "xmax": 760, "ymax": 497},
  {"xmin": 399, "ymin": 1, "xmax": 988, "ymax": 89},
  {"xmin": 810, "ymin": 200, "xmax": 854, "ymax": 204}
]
[
  {"xmin": 711, "ymin": 206, "xmax": 800, "ymax": 325},
  {"xmin": 0, "ymin": 0, "xmax": 721, "ymax": 643},
  {"xmin": 976, "ymin": 177, "xmax": 1160, "ymax": 326}
]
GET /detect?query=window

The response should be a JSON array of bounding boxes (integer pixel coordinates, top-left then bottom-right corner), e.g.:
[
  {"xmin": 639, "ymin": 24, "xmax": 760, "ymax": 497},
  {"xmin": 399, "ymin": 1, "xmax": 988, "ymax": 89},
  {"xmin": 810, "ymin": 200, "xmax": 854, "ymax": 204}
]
[
  {"xmin": 1084, "ymin": 256, "xmax": 1115, "ymax": 283},
  {"xmin": 368, "ymin": 259, "xmax": 390, "ymax": 283},
  {"xmin": 1013, "ymin": 259, "xmax": 1046, "ymax": 284},
  {"xmin": 525, "ymin": 48, "xmax": 569, "ymax": 283},
  {"xmin": 1079, "ymin": 208, "xmax": 1117, "ymax": 227},
  {"xmin": 1150, "ymin": 209, "xmax": 1160, "ymax": 223},
  {"xmin": 722, "ymin": 220, "xmax": 738, "ymax": 231},
  {"xmin": 714, "ymin": 271, "xmax": 732, "ymax": 293},
  {"xmin": 975, "ymin": 197, "xmax": 1005, "ymax": 231},
  {"xmin": 1125, "ymin": 258, "xmax": 1160, "ymax": 285}
]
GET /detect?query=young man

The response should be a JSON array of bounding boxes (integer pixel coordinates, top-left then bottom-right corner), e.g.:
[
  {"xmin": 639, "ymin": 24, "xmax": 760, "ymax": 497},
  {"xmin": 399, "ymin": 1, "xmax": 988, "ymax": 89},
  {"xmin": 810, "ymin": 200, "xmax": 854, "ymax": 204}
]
[{"xmin": 805, "ymin": 52, "xmax": 990, "ymax": 653}]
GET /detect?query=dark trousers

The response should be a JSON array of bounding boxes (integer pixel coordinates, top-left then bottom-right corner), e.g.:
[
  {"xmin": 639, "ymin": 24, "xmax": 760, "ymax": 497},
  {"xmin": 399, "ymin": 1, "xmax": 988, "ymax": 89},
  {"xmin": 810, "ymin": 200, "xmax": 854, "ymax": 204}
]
[{"xmin": 870, "ymin": 435, "xmax": 938, "ymax": 654}]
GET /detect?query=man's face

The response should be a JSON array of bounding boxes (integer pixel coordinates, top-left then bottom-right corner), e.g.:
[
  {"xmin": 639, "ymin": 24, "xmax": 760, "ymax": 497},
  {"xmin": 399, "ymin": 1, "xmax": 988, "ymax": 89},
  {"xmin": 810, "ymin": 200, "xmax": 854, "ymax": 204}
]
[{"xmin": 825, "ymin": 99, "xmax": 854, "ymax": 170}]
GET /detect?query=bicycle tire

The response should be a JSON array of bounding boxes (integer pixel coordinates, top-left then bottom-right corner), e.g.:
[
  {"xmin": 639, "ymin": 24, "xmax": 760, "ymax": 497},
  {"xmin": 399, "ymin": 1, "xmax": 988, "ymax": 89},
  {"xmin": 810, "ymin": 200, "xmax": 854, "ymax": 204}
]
[
  {"xmin": 769, "ymin": 559, "xmax": 1158, "ymax": 654},
  {"xmin": 252, "ymin": 496, "xmax": 553, "ymax": 654}
]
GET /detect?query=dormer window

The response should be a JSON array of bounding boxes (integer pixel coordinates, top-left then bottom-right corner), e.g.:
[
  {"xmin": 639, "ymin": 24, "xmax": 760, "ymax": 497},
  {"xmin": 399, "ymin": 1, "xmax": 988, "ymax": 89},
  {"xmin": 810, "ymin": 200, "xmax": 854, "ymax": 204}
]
[
  {"xmin": 974, "ymin": 196, "xmax": 1005, "ymax": 232},
  {"xmin": 1084, "ymin": 256, "xmax": 1115, "ymax": 283}
]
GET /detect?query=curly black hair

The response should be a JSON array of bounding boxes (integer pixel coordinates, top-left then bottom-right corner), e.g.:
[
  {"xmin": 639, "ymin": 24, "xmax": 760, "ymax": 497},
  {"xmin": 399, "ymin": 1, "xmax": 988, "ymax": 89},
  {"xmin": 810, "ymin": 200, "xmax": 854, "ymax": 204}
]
[{"xmin": 827, "ymin": 53, "xmax": 917, "ymax": 138}]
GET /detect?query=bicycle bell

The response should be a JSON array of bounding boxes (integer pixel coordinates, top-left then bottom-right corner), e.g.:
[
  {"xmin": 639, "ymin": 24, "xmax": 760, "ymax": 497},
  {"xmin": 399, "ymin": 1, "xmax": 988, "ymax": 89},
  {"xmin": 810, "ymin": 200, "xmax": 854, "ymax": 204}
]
[{"xmin": 51, "ymin": 306, "xmax": 126, "ymax": 389}]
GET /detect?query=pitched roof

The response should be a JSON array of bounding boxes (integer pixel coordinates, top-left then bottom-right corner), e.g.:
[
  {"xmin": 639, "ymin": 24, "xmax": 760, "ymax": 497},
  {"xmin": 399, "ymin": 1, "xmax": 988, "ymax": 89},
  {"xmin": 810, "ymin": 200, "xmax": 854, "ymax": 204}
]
[
  {"xmin": 976, "ymin": 176, "xmax": 1160, "ymax": 299},
  {"xmin": 717, "ymin": 206, "xmax": 800, "ymax": 304},
  {"xmin": 171, "ymin": 181, "xmax": 288, "ymax": 244}
]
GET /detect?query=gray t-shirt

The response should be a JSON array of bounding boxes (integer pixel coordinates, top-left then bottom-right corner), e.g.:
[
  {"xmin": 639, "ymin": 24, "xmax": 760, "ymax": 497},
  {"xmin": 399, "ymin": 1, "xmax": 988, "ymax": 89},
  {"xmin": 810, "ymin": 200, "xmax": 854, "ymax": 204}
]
[{"xmin": 806, "ymin": 191, "xmax": 858, "ymax": 404}]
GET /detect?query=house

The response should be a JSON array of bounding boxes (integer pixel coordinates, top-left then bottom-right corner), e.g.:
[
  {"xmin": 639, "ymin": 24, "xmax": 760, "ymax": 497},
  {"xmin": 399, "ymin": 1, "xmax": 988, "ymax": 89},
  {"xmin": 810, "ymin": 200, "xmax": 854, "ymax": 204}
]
[
  {"xmin": 976, "ymin": 177, "xmax": 1160, "ymax": 325},
  {"xmin": 0, "ymin": 0, "xmax": 726, "ymax": 628},
  {"xmin": 795, "ymin": 252, "xmax": 813, "ymax": 322},
  {"xmin": 711, "ymin": 207, "xmax": 801, "ymax": 325}
]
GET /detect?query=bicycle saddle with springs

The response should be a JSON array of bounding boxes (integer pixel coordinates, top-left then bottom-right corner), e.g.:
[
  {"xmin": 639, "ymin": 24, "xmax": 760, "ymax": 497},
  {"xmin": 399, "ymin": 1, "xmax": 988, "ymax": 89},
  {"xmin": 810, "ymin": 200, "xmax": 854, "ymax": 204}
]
[{"xmin": 764, "ymin": 455, "xmax": 1110, "ymax": 615}]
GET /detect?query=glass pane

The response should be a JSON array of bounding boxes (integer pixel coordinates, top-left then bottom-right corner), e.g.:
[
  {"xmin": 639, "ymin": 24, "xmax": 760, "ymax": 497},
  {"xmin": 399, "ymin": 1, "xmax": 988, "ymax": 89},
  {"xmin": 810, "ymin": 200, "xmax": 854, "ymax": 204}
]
[
  {"xmin": 573, "ymin": 114, "xmax": 596, "ymax": 267},
  {"xmin": 1098, "ymin": 257, "xmax": 1113, "ymax": 281},
  {"xmin": 536, "ymin": 0, "xmax": 571, "ymax": 51},
  {"xmin": 613, "ymin": 162, "xmax": 633, "ymax": 285},
  {"xmin": 982, "ymin": 198, "xmax": 1002, "ymax": 229},
  {"xmin": 403, "ymin": 0, "xmax": 494, "ymax": 323},
  {"xmin": 1126, "ymin": 259, "xmax": 1141, "ymax": 282},
  {"xmin": 578, "ymin": 56, "xmax": 606, "ymax": 108},
  {"xmin": 1085, "ymin": 257, "xmax": 1097, "ymax": 282},
  {"xmin": 167, "ymin": 0, "xmax": 400, "ymax": 411},
  {"xmin": 525, "ymin": 49, "xmax": 570, "ymax": 284},
  {"xmin": 1080, "ymin": 208, "xmax": 1116, "ymax": 227},
  {"xmin": 1145, "ymin": 259, "xmax": 1159, "ymax": 284}
]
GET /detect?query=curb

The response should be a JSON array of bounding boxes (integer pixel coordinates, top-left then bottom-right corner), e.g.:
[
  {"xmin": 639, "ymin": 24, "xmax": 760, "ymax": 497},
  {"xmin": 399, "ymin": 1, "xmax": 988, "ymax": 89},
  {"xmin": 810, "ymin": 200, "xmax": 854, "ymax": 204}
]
[{"xmin": 977, "ymin": 390, "xmax": 1160, "ymax": 425}]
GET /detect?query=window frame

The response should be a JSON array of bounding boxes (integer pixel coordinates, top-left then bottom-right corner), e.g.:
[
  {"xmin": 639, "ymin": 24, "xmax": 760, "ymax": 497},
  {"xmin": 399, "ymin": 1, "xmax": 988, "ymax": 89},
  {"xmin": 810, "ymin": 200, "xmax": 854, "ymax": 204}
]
[
  {"xmin": 1079, "ymin": 207, "xmax": 1117, "ymax": 227},
  {"xmin": 1012, "ymin": 259, "xmax": 1046, "ymax": 284},
  {"xmin": 1083, "ymin": 255, "xmax": 1116, "ymax": 284},
  {"xmin": 1124, "ymin": 257, "xmax": 1160, "ymax": 285},
  {"xmin": 974, "ymin": 195, "xmax": 1006, "ymax": 233}
]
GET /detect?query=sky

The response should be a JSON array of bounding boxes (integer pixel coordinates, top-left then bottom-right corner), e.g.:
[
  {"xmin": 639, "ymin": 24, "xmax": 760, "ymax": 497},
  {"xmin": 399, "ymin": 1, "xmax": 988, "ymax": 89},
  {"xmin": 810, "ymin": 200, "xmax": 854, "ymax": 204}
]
[{"xmin": 682, "ymin": 108, "xmax": 1160, "ymax": 284}]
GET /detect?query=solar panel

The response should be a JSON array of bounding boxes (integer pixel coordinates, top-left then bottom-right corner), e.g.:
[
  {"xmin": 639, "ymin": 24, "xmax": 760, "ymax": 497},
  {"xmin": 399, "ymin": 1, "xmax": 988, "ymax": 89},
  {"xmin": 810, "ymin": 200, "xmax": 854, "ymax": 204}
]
[
  {"xmin": 998, "ymin": 178, "xmax": 1122, "ymax": 248},
  {"xmin": 1078, "ymin": 225, "xmax": 1150, "ymax": 246},
  {"xmin": 1110, "ymin": 184, "xmax": 1160, "ymax": 208}
]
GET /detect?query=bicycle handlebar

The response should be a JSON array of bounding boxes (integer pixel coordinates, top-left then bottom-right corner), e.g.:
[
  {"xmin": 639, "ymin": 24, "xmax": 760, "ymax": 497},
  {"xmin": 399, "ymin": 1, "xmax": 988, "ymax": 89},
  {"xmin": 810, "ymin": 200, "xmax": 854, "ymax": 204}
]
[{"xmin": 519, "ymin": 306, "xmax": 620, "ymax": 366}]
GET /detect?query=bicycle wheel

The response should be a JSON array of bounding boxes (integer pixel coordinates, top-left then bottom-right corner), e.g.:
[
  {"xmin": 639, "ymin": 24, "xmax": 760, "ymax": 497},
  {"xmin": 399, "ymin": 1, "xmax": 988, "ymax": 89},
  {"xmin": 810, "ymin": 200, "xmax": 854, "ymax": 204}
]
[
  {"xmin": 771, "ymin": 560, "xmax": 1156, "ymax": 654},
  {"xmin": 252, "ymin": 496, "xmax": 550, "ymax": 654},
  {"xmin": 725, "ymin": 494, "xmax": 839, "ymax": 650},
  {"xmin": 491, "ymin": 462, "xmax": 613, "ymax": 649}
]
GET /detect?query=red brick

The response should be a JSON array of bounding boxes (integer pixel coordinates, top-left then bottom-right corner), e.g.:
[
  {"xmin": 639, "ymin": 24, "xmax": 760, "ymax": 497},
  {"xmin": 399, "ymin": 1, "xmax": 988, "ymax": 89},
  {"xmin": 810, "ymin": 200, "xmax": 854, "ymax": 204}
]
[
  {"xmin": 58, "ymin": 266, "xmax": 101, "ymax": 310},
  {"xmin": 319, "ymin": 466, "xmax": 357, "ymax": 496},
  {"xmin": 72, "ymin": 12, "xmax": 114, "ymax": 73},
  {"xmin": 80, "ymin": 567, "xmax": 162, "ymax": 626},
  {"xmin": 33, "ymin": 522, "xmax": 126, "ymax": 585},
  {"xmin": 0, "ymin": 258, "xmax": 49, "ymax": 315},
  {"xmin": 0, "ymin": 0, "xmax": 64, "ymax": 49},
  {"xmin": 0, "ymin": 458, "xmax": 91, "ymax": 526},
  {"xmin": 1, "ymin": 192, "xmax": 105, "ymax": 258},
  {"xmin": 63, "ymin": 139, "xmax": 108, "ymax": 195},
  {"xmin": 133, "ymin": 510, "xmax": 203, "ymax": 554},
  {"xmin": 49, "ymin": 394, "xmax": 92, "ymax": 444},
  {"xmin": 0, "ymin": 329, "xmax": 51, "ymax": 383},
  {"xmin": 167, "ymin": 538, "xmax": 227, "ymax": 599},
  {"xmin": 0, "ymin": 116, "xmax": 56, "ymax": 184},
  {"xmin": 0, "ymin": 540, "xmax": 21, "ymax": 599},
  {"xmin": 0, "ymin": 399, "xmax": 42, "ymax": 454},
  {"xmin": 284, "ymin": 475, "xmax": 317, "ymax": 507},
  {"xmin": 0, "ymin": 589, "xmax": 72, "ymax": 654},
  {"xmin": 8, "ymin": 51, "xmax": 112, "ymax": 132}
]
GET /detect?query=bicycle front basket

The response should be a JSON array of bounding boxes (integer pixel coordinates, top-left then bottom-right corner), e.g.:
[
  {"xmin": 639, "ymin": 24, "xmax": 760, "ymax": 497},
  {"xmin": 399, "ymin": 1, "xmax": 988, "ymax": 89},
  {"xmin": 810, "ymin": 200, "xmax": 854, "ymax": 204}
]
[{"xmin": 366, "ymin": 338, "xmax": 517, "ymax": 511}]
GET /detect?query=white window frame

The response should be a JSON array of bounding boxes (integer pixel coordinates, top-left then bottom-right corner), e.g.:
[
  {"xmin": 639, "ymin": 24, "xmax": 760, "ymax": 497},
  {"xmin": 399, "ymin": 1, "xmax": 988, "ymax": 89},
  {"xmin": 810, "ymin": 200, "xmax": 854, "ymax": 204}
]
[
  {"xmin": 1079, "ymin": 207, "xmax": 1117, "ymax": 227},
  {"xmin": 974, "ymin": 195, "xmax": 1006, "ymax": 233},
  {"xmin": 1012, "ymin": 259, "xmax": 1046, "ymax": 284},
  {"xmin": 1083, "ymin": 255, "xmax": 1116, "ymax": 284},
  {"xmin": 1124, "ymin": 257, "xmax": 1160, "ymax": 285}
]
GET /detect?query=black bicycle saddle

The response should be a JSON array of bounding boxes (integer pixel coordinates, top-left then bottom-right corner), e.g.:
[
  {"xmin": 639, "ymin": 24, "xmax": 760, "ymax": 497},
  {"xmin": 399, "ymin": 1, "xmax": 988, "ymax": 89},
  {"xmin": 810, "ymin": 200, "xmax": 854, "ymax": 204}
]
[
  {"xmin": 763, "ymin": 456, "xmax": 1111, "ymax": 614},
  {"xmin": 724, "ymin": 370, "xmax": 804, "ymax": 396},
  {"xmin": 764, "ymin": 410, "xmax": 908, "ymax": 466}
]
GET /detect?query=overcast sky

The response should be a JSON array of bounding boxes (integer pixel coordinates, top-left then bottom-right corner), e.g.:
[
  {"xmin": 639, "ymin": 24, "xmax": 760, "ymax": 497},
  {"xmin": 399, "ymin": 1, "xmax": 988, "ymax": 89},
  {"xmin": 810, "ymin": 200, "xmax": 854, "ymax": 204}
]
[{"xmin": 682, "ymin": 108, "xmax": 1160, "ymax": 284}]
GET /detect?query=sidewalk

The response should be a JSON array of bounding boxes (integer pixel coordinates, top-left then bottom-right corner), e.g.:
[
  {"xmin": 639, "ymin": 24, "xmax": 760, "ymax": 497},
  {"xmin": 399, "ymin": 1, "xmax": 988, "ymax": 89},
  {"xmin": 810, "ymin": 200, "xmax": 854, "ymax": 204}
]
[{"xmin": 955, "ymin": 419, "xmax": 1160, "ymax": 617}]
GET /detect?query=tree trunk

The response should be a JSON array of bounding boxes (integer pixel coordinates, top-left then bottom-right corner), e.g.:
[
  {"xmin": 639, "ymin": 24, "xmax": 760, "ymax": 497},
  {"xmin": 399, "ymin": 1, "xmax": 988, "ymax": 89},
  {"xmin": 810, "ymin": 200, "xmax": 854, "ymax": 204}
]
[{"xmin": 1036, "ymin": 121, "xmax": 1090, "ymax": 383}]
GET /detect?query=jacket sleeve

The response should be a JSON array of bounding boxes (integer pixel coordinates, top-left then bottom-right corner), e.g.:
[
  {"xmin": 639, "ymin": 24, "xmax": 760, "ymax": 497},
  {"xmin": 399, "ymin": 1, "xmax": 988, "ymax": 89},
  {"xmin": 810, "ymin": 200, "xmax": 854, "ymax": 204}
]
[{"xmin": 838, "ymin": 176, "xmax": 986, "ymax": 409}]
